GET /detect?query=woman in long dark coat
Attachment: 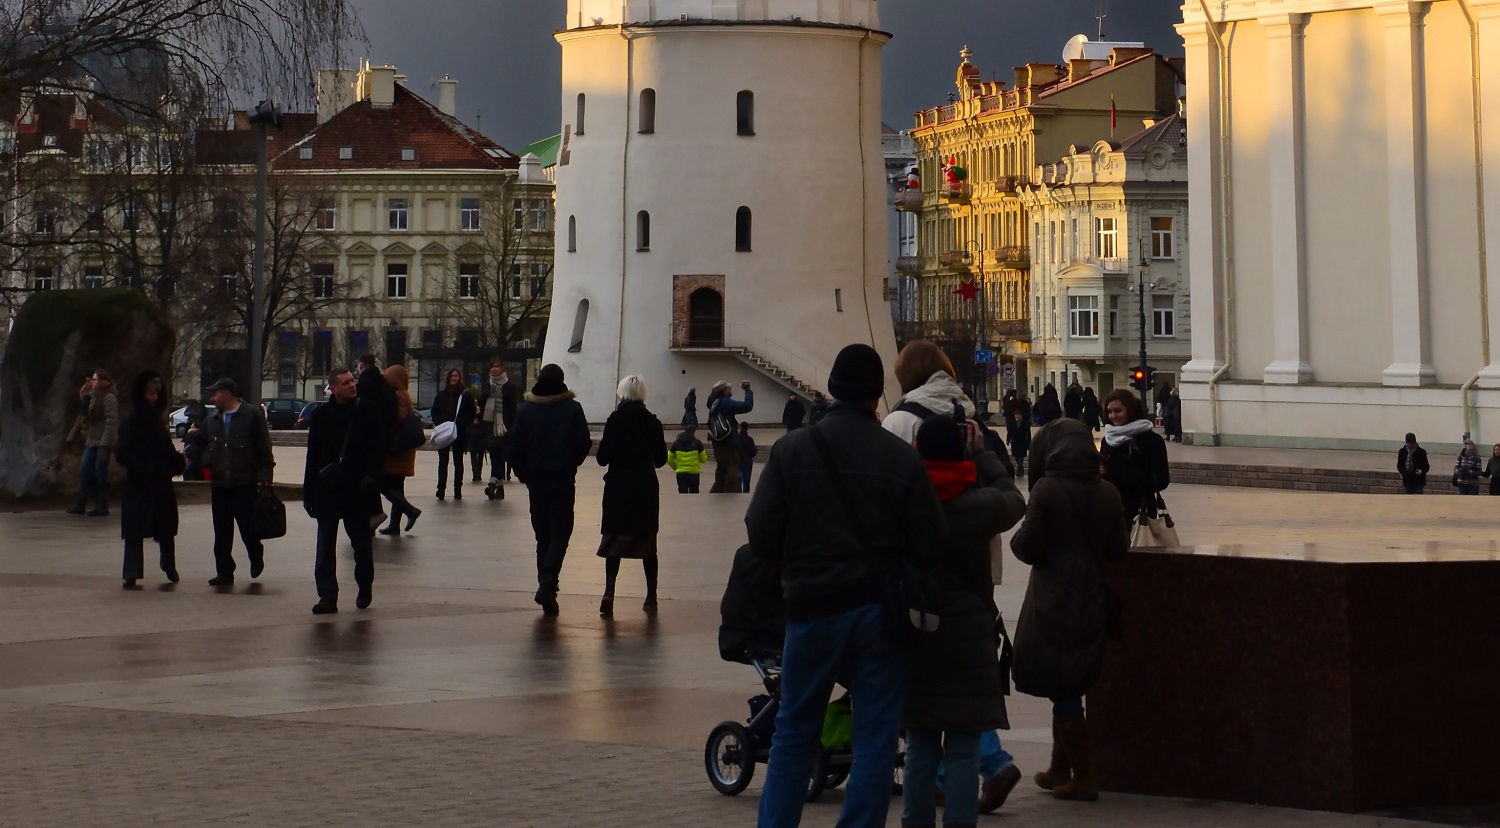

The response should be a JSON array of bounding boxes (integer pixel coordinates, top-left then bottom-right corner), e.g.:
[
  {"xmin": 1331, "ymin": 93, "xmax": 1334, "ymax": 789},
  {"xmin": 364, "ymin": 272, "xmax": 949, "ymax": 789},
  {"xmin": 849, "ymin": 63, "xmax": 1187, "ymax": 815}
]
[
  {"xmin": 596, "ymin": 375, "xmax": 668, "ymax": 616},
  {"xmin": 114, "ymin": 371, "xmax": 184, "ymax": 588}
]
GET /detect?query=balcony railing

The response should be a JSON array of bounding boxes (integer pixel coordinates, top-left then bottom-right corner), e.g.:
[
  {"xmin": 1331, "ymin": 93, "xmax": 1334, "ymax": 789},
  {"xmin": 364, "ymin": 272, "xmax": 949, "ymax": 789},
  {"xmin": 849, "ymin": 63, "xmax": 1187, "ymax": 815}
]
[
  {"xmin": 995, "ymin": 175, "xmax": 1026, "ymax": 196},
  {"xmin": 892, "ymin": 189, "xmax": 924, "ymax": 212},
  {"xmin": 938, "ymin": 251, "xmax": 972, "ymax": 273},
  {"xmin": 989, "ymin": 318, "xmax": 1032, "ymax": 340},
  {"xmin": 996, "ymin": 245, "xmax": 1030, "ymax": 270},
  {"xmin": 896, "ymin": 255, "xmax": 922, "ymax": 275},
  {"xmin": 1074, "ymin": 256, "xmax": 1128, "ymax": 272},
  {"xmin": 944, "ymin": 181, "xmax": 972, "ymax": 204}
]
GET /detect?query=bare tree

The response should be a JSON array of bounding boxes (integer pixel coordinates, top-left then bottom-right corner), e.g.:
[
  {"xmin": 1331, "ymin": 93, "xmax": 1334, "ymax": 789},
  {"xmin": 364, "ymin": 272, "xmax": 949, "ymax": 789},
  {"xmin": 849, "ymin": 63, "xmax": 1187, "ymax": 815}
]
[{"xmin": 437, "ymin": 186, "xmax": 553, "ymax": 350}]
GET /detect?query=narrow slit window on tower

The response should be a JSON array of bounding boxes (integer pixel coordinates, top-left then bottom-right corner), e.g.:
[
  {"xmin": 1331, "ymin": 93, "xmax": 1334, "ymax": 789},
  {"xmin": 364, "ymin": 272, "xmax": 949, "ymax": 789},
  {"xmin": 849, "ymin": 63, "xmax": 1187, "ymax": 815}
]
[
  {"xmin": 567, "ymin": 215, "xmax": 577, "ymax": 252},
  {"xmin": 637, "ymin": 210, "xmax": 651, "ymax": 251},
  {"xmin": 835, "ymin": 288, "xmax": 843, "ymax": 312},
  {"xmin": 639, "ymin": 88, "xmax": 656, "ymax": 134},
  {"xmin": 735, "ymin": 206, "xmax": 752, "ymax": 252},
  {"xmin": 737, "ymin": 90, "xmax": 755, "ymax": 135},
  {"xmin": 576, "ymin": 93, "xmax": 586, "ymax": 135},
  {"xmin": 569, "ymin": 298, "xmax": 590, "ymax": 352}
]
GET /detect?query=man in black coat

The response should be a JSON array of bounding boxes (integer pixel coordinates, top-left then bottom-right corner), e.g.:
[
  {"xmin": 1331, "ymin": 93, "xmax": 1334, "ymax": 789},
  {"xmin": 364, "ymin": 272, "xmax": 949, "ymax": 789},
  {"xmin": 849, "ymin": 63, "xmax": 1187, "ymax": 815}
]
[
  {"xmin": 508, "ymin": 363, "xmax": 592, "ymax": 615},
  {"xmin": 303, "ymin": 368, "xmax": 386, "ymax": 614},
  {"xmin": 781, "ymin": 394, "xmax": 806, "ymax": 432},
  {"xmin": 1397, "ymin": 432, "xmax": 1430, "ymax": 495},
  {"xmin": 1063, "ymin": 378, "xmax": 1084, "ymax": 420},
  {"xmin": 355, "ymin": 352, "xmax": 396, "ymax": 435},
  {"xmin": 201, "ymin": 377, "xmax": 275, "ymax": 586},
  {"xmin": 746, "ymin": 343, "xmax": 946, "ymax": 828}
]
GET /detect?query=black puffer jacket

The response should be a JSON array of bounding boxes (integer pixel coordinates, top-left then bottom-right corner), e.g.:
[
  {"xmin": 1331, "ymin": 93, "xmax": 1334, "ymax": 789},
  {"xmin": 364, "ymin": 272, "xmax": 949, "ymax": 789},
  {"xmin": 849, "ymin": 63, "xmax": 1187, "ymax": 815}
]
[
  {"xmin": 1099, "ymin": 427, "xmax": 1170, "ymax": 522},
  {"xmin": 114, "ymin": 371, "xmax": 183, "ymax": 541},
  {"xmin": 508, "ymin": 388, "xmax": 592, "ymax": 487},
  {"xmin": 904, "ymin": 452, "xmax": 1025, "ymax": 733},
  {"xmin": 1011, "ymin": 419, "xmax": 1127, "ymax": 699},
  {"xmin": 745, "ymin": 404, "xmax": 946, "ymax": 621}
]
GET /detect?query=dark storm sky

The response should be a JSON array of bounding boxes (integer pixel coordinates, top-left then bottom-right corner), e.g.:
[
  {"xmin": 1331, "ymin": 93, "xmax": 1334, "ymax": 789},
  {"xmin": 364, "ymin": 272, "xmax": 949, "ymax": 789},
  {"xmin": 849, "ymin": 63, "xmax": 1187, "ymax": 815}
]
[{"xmin": 348, "ymin": 0, "xmax": 1185, "ymax": 151}]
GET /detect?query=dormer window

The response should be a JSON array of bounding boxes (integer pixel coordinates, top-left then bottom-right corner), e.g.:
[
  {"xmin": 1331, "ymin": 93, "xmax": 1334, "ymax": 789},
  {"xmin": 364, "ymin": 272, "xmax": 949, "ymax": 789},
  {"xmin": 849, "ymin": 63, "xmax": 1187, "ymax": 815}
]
[
  {"xmin": 338, "ymin": 146, "xmax": 352, "ymax": 160},
  {"xmin": 299, "ymin": 146, "xmax": 313, "ymax": 160},
  {"xmin": 401, "ymin": 147, "xmax": 415, "ymax": 161}
]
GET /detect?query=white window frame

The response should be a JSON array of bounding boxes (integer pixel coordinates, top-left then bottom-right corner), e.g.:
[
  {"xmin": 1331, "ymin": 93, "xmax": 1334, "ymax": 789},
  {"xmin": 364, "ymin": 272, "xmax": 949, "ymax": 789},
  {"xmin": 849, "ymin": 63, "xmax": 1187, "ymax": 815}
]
[
  {"xmin": 510, "ymin": 263, "xmax": 522, "ymax": 299},
  {"xmin": 1153, "ymin": 294, "xmax": 1176, "ymax": 338},
  {"xmin": 315, "ymin": 200, "xmax": 336, "ymax": 231},
  {"xmin": 387, "ymin": 198, "xmax": 408, "ymax": 231},
  {"xmin": 386, "ymin": 263, "xmax": 409, "ymax": 299},
  {"xmin": 1068, "ymin": 294, "xmax": 1100, "ymax": 339},
  {"xmin": 529, "ymin": 199, "xmax": 549, "ymax": 232},
  {"xmin": 33, "ymin": 266, "xmax": 54, "ymax": 291},
  {"xmin": 1094, "ymin": 216, "xmax": 1118, "ymax": 259},
  {"xmin": 83, "ymin": 265, "xmax": 105, "ymax": 289},
  {"xmin": 1151, "ymin": 216, "xmax": 1175, "ymax": 260},
  {"xmin": 1108, "ymin": 294, "xmax": 1120, "ymax": 338},
  {"xmin": 459, "ymin": 262, "xmax": 480, "ymax": 299},
  {"xmin": 460, "ymin": 198, "xmax": 481, "ymax": 231},
  {"xmin": 312, "ymin": 262, "xmax": 335, "ymax": 299},
  {"xmin": 530, "ymin": 262, "xmax": 548, "ymax": 297}
]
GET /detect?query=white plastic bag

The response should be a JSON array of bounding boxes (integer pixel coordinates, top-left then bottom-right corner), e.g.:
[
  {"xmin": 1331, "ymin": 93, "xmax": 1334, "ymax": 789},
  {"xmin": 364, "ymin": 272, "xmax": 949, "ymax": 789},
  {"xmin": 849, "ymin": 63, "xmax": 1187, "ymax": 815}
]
[{"xmin": 430, "ymin": 420, "xmax": 458, "ymax": 449}]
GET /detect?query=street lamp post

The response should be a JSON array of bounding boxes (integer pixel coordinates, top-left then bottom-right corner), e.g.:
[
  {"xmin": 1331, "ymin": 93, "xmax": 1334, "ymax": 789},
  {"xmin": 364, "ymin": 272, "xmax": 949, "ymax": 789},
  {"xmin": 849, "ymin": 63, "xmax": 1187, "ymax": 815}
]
[
  {"xmin": 246, "ymin": 100, "xmax": 281, "ymax": 406},
  {"xmin": 965, "ymin": 239, "xmax": 988, "ymax": 418},
  {"xmin": 1137, "ymin": 247, "xmax": 1151, "ymax": 415}
]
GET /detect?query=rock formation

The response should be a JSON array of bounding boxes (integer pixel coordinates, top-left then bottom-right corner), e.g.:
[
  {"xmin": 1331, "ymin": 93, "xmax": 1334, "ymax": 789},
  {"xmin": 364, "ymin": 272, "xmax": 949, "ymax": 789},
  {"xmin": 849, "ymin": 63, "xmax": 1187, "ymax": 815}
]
[{"xmin": 0, "ymin": 289, "xmax": 174, "ymax": 499}]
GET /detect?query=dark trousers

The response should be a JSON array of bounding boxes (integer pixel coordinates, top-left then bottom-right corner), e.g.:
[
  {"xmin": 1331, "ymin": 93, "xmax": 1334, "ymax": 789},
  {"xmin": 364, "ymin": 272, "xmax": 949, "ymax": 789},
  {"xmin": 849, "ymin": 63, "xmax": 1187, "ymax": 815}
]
[
  {"xmin": 710, "ymin": 442, "xmax": 738, "ymax": 493},
  {"xmin": 437, "ymin": 446, "xmax": 465, "ymax": 494},
  {"xmin": 487, "ymin": 437, "xmax": 509, "ymax": 481},
  {"xmin": 380, "ymin": 475, "xmax": 414, "ymax": 521},
  {"xmin": 210, "ymin": 485, "xmax": 262, "ymax": 577},
  {"xmin": 676, "ymin": 473, "xmax": 700, "ymax": 493},
  {"xmin": 604, "ymin": 554, "xmax": 659, "ymax": 596},
  {"xmin": 74, "ymin": 445, "xmax": 111, "ymax": 510},
  {"xmin": 123, "ymin": 537, "xmax": 176, "ymax": 581},
  {"xmin": 526, "ymin": 481, "xmax": 576, "ymax": 596},
  {"xmin": 1403, "ymin": 482, "xmax": 1425, "ymax": 495},
  {"xmin": 738, "ymin": 467, "xmax": 753, "ymax": 493},
  {"xmin": 314, "ymin": 515, "xmax": 374, "ymax": 604},
  {"xmin": 469, "ymin": 446, "xmax": 485, "ymax": 481}
]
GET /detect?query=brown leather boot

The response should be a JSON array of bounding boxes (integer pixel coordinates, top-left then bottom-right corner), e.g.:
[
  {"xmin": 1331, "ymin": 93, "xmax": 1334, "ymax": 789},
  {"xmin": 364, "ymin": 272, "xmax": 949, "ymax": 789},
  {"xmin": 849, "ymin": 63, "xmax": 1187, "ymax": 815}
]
[
  {"xmin": 1033, "ymin": 715, "xmax": 1072, "ymax": 790},
  {"xmin": 977, "ymin": 763, "xmax": 1022, "ymax": 813},
  {"xmin": 1051, "ymin": 713, "xmax": 1098, "ymax": 801}
]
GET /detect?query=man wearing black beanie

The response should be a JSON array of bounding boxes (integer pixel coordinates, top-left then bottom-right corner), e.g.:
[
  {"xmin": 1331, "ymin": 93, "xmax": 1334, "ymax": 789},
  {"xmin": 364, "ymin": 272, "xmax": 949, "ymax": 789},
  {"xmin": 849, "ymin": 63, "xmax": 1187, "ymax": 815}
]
[{"xmin": 747, "ymin": 343, "xmax": 946, "ymax": 828}]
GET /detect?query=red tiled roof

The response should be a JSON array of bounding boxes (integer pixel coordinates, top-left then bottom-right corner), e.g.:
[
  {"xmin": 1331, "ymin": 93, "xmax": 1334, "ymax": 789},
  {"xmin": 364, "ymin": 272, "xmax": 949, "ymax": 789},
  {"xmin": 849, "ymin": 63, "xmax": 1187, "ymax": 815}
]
[{"xmin": 1118, "ymin": 112, "xmax": 1186, "ymax": 153}]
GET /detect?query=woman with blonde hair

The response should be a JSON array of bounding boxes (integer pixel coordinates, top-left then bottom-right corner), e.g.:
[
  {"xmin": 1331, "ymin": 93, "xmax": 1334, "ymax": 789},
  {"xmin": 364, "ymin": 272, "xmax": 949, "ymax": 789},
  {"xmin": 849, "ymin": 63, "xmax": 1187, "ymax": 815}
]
[
  {"xmin": 68, "ymin": 368, "xmax": 119, "ymax": 516},
  {"xmin": 595, "ymin": 374, "xmax": 668, "ymax": 615},
  {"xmin": 883, "ymin": 339, "xmax": 973, "ymax": 446}
]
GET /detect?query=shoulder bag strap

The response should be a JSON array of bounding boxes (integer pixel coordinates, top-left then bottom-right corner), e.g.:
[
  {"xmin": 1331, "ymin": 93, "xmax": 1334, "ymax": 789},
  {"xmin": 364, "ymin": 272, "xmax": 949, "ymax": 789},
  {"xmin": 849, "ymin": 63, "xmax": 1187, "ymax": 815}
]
[{"xmin": 337, "ymin": 400, "xmax": 360, "ymax": 466}]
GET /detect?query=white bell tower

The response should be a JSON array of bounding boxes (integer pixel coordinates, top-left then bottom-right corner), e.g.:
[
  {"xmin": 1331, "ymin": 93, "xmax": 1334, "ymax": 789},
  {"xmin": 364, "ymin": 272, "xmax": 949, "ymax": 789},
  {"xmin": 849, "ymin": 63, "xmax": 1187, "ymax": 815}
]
[{"xmin": 547, "ymin": 0, "xmax": 897, "ymax": 419}]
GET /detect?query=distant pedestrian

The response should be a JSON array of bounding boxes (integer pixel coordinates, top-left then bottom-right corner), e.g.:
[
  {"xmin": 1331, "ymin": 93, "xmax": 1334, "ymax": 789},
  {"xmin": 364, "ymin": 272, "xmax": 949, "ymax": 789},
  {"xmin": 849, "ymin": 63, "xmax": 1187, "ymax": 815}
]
[
  {"xmin": 303, "ymin": 368, "xmax": 385, "ymax": 614},
  {"xmin": 67, "ymin": 368, "xmax": 118, "ymax": 517},
  {"xmin": 1454, "ymin": 435, "xmax": 1482, "ymax": 495},
  {"xmin": 706, "ymin": 379, "xmax": 754, "ymax": 493},
  {"xmin": 1034, "ymin": 385, "xmax": 1062, "ymax": 425},
  {"xmin": 747, "ymin": 343, "xmax": 944, "ymax": 828},
  {"xmin": 477, "ymin": 356, "xmax": 520, "ymax": 500},
  {"xmin": 668, "ymin": 425, "xmax": 707, "ymax": 493},
  {"xmin": 1080, "ymin": 387, "xmax": 1101, "ymax": 432},
  {"xmin": 809, "ymin": 391, "xmax": 830, "ymax": 424},
  {"xmin": 595, "ymin": 375, "xmax": 668, "ymax": 617},
  {"xmin": 1008, "ymin": 411, "xmax": 1032, "ymax": 476},
  {"xmin": 1099, "ymin": 389, "xmax": 1170, "ymax": 528},
  {"xmin": 431, "ymin": 367, "xmax": 475, "ymax": 500},
  {"xmin": 201, "ymin": 378, "xmax": 275, "ymax": 586},
  {"xmin": 355, "ymin": 353, "xmax": 397, "ymax": 430},
  {"xmin": 1063, "ymin": 378, "xmax": 1084, "ymax": 420},
  {"xmin": 736, "ymin": 421, "xmax": 758, "ymax": 492},
  {"xmin": 1162, "ymin": 387, "xmax": 1184, "ymax": 442},
  {"xmin": 1485, "ymin": 444, "xmax": 1500, "ymax": 496},
  {"xmin": 376, "ymin": 364, "xmax": 421, "ymax": 536},
  {"xmin": 682, "ymin": 387, "xmax": 699, "ymax": 427},
  {"xmin": 1397, "ymin": 432, "xmax": 1429, "ymax": 495},
  {"xmin": 1011, "ymin": 418, "xmax": 1127, "ymax": 803},
  {"xmin": 508, "ymin": 364, "xmax": 593, "ymax": 616},
  {"xmin": 781, "ymin": 394, "xmax": 806, "ymax": 432},
  {"xmin": 1016, "ymin": 393, "xmax": 1033, "ymax": 426},
  {"xmin": 115, "ymin": 371, "xmax": 183, "ymax": 588}
]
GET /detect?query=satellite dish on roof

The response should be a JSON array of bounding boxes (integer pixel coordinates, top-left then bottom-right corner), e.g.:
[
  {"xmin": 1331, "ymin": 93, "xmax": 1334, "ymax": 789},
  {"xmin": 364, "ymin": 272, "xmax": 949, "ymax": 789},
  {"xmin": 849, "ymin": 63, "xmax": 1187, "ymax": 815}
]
[{"xmin": 1064, "ymin": 34, "xmax": 1091, "ymax": 63}]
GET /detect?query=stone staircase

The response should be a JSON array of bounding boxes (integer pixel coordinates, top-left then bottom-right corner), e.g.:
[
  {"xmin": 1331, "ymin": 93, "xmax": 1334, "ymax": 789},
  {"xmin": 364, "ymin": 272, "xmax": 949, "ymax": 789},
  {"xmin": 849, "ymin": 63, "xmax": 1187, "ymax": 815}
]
[
  {"xmin": 725, "ymin": 346, "xmax": 821, "ymax": 398},
  {"xmin": 1170, "ymin": 461, "xmax": 1433, "ymax": 495}
]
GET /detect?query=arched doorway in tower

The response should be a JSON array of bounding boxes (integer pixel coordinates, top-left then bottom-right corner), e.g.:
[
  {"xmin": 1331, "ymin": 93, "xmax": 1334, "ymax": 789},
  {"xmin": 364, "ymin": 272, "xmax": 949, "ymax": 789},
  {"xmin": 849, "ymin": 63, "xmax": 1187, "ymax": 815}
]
[{"xmin": 687, "ymin": 288, "xmax": 724, "ymax": 347}]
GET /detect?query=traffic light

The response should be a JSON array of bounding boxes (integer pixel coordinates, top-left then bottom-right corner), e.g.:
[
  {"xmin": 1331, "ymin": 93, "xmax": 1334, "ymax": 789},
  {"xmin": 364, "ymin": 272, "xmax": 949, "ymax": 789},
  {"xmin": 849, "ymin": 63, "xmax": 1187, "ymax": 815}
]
[{"xmin": 1131, "ymin": 367, "xmax": 1148, "ymax": 390}]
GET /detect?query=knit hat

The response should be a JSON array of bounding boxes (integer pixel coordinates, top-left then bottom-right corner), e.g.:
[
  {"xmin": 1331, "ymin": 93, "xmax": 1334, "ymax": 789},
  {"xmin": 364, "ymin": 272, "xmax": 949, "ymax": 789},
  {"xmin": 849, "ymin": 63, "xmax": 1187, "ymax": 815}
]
[
  {"xmin": 915, "ymin": 415, "xmax": 965, "ymax": 462},
  {"xmin": 826, "ymin": 344, "xmax": 885, "ymax": 402},
  {"xmin": 1405, "ymin": 432, "xmax": 1417, "ymax": 443},
  {"xmin": 532, "ymin": 363, "xmax": 567, "ymax": 396}
]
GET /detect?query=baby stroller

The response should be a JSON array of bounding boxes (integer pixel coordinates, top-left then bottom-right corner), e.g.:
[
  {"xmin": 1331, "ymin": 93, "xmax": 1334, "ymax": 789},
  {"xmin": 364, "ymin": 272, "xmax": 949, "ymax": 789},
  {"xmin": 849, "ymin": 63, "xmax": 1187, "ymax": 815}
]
[{"xmin": 705, "ymin": 545, "xmax": 905, "ymax": 802}]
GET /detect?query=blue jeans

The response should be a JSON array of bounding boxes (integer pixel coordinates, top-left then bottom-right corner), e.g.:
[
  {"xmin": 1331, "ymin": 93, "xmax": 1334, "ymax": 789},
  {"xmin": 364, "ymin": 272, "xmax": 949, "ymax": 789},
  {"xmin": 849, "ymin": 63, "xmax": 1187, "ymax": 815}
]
[
  {"xmin": 1402, "ymin": 482, "xmax": 1424, "ymax": 495},
  {"xmin": 905, "ymin": 729, "xmax": 981, "ymax": 826},
  {"xmin": 937, "ymin": 729, "xmax": 1013, "ymax": 789},
  {"xmin": 75, "ymin": 445, "xmax": 110, "ymax": 510},
  {"xmin": 1459, "ymin": 483, "xmax": 1481, "ymax": 496},
  {"xmin": 757, "ymin": 603, "xmax": 907, "ymax": 828},
  {"xmin": 738, "ymin": 468, "xmax": 752, "ymax": 493}
]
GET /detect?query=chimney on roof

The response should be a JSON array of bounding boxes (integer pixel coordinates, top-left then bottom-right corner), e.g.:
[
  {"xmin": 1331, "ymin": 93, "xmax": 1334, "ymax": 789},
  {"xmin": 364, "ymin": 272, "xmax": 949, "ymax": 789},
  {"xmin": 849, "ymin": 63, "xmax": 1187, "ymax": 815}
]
[
  {"xmin": 364, "ymin": 65, "xmax": 398, "ymax": 108},
  {"xmin": 317, "ymin": 68, "xmax": 357, "ymax": 124},
  {"xmin": 1068, "ymin": 59, "xmax": 1095, "ymax": 83},
  {"xmin": 395, "ymin": 73, "xmax": 407, "ymax": 86},
  {"xmin": 438, "ymin": 76, "xmax": 458, "ymax": 118}
]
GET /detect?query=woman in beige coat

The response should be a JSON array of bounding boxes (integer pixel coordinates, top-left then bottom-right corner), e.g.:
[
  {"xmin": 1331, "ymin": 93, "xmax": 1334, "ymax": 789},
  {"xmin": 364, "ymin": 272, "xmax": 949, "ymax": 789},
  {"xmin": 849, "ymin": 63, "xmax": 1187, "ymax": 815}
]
[{"xmin": 377, "ymin": 364, "xmax": 421, "ymax": 536}]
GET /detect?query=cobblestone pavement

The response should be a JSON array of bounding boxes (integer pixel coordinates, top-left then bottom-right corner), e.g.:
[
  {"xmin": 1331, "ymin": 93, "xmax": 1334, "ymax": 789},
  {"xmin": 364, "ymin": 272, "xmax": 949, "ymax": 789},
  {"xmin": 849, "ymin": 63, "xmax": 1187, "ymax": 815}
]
[{"xmin": 2, "ymin": 461, "xmax": 1497, "ymax": 826}]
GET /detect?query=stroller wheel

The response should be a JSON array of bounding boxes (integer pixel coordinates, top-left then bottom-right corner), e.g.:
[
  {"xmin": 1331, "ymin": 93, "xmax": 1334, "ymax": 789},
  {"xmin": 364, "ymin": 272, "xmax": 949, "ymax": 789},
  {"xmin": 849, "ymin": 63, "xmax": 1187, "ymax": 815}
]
[
  {"xmin": 706, "ymin": 721, "xmax": 755, "ymax": 796},
  {"xmin": 825, "ymin": 765, "xmax": 851, "ymax": 790},
  {"xmin": 891, "ymin": 730, "xmax": 908, "ymax": 795},
  {"xmin": 804, "ymin": 748, "xmax": 828, "ymax": 803}
]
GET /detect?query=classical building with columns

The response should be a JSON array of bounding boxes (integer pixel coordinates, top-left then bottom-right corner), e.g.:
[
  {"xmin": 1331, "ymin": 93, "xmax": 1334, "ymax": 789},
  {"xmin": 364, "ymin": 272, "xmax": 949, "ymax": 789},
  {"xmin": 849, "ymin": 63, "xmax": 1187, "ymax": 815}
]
[{"xmin": 1179, "ymin": 0, "xmax": 1500, "ymax": 449}]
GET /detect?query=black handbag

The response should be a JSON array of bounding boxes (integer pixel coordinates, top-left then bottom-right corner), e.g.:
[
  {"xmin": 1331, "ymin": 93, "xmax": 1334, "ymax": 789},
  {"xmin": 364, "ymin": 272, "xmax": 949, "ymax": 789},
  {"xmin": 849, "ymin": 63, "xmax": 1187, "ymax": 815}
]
[
  {"xmin": 389, "ymin": 410, "xmax": 425, "ymax": 452},
  {"xmin": 254, "ymin": 485, "xmax": 287, "ymax": 539},
  {"xmin": 319, "ymin": 402, "xmax": 359, "ymax": 487},
  {"xmin": 809, "ymin": 426, "xmax": 942, "ymax": 647}
]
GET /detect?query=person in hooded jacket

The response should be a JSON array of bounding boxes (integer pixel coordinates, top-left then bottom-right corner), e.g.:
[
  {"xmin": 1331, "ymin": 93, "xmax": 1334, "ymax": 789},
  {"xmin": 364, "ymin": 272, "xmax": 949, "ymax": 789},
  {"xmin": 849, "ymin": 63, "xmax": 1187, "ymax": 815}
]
[
  {"xmin": 902, "ymin": 417, "xmax": 1028, "ymax": 828},
  {"xmin": 1033, "ymin": 385, "xmax": 1062, "ymax": 425},
  {"xmin": 668, "ymin": 425, "xmax": 707, "ymax": 493},
  {"xmin": 1080, "ymin": 387, "xmax": 1102, "ymax": 432},
  {"xmin": 509, "ymin": 364, "xmax": 593, "ymax": 615},
  {"xmin": 1063, "ymin": 379, "xmax": 1084, "ymax": 420},
  {"xmin": 431, "ymin": 367, "xmax": 475, "ymax": 500},
  {"xmin": 114, "ymin": 371, "xmax": 184, "ymax": 588},
  {"xmin": 377, "ymin": 364, "xmax": 421, "ymax": 536},
  {"xmin": 682, "ymin": 387, "xmax": 698, "ymax": 427},
  {"xmin": 68, "ymin": 368, "xmax": 119, "ymax": 516},
  {"xmin": 1011, "ymin": 418, "xmax": 1127, "ymax": 803},
  {"xmin": 884, "ymin": 340, "xmax": 974, "ymax": 446},
  {"xmin": 1098, "ymin": 389, "xmax": 1170, "ymax": 528},
  {"xmin": 595, "ymin": 375, "xmax": 669, "ymax": 616}
]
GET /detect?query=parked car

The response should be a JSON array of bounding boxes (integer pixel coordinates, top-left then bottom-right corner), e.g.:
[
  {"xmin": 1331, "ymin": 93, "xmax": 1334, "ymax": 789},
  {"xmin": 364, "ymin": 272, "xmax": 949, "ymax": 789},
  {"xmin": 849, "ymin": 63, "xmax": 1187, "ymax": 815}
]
[
  {"xmin": 414, "ymin": 407, "xmax": 434, "ymax": 429},
  {"xmin": 170, "ymin": 404, "xmax": 216, "ymax": 439},
  {"xmin": 295, "ymin": 401, "xmax": 326, "ymax": 430},
  {"xmin": 264, "ymin": 398, "xmax": 308, "ymax": 430}
]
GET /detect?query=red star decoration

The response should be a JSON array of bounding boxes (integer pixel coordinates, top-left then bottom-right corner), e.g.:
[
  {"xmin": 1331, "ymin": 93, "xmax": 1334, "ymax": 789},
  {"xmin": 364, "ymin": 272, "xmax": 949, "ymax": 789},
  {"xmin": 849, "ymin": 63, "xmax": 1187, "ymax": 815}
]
[{"xmin": 952, "ymin": 279, "xmax": 980, "ymax": 301}]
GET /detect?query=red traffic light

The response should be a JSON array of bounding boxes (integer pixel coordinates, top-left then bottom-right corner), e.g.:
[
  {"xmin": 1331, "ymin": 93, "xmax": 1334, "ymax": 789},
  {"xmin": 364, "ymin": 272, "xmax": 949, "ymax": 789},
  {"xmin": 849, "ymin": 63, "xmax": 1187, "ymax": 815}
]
[{"xmin": 1131, "ymin": 369, "xmax": 1146, "ymax": 381}]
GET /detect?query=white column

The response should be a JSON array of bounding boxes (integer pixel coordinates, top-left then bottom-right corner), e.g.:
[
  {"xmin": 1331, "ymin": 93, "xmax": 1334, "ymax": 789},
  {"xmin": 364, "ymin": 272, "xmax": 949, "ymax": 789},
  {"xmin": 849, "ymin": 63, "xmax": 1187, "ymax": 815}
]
[
  {"xmin": 1472, "ymin": 0, "xmax": 1500, "ymax": 387},
  {"xmin": 1261, "ymin": 13, "xmax": 1314, "ymax": 384},
  {"xmin": 1378, "ymin": 1, "xmax": 1436, "ymax": 386},
  {"xmin": 1175, "ymin": 23, "xmax": 1225, "ymax": 383}
]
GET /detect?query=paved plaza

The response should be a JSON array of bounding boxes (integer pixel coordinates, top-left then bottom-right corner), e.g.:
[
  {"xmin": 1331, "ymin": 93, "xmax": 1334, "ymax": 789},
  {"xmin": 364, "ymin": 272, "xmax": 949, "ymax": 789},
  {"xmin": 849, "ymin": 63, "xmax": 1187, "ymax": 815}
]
[{"xmin": 2, "ymin": 450, "xmax": 1497, "ymax": 827}]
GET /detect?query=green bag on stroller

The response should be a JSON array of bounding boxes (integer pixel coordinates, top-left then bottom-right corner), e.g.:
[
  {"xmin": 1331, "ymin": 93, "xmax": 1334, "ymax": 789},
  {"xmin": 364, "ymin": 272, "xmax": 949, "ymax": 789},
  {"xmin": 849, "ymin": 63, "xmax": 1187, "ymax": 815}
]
[{"xmin": 820, "ymin": 695, "xmax": 853, "ymax": 750}]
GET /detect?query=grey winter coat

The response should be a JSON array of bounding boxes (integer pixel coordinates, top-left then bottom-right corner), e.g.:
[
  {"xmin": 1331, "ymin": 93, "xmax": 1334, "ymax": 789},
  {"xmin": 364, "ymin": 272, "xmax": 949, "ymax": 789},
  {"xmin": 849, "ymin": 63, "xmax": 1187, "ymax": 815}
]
[{"xmin": 1011, "ymin": 419, "xmax": 1127, "ymax": 699}]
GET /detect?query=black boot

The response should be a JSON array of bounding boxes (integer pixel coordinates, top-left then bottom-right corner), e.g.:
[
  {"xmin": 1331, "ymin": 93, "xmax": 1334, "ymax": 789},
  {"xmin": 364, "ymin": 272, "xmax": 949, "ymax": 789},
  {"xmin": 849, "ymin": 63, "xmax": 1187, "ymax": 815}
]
[{"xmin": 377, "ymin": 514, "xmax": 401, "ymax": 536}]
